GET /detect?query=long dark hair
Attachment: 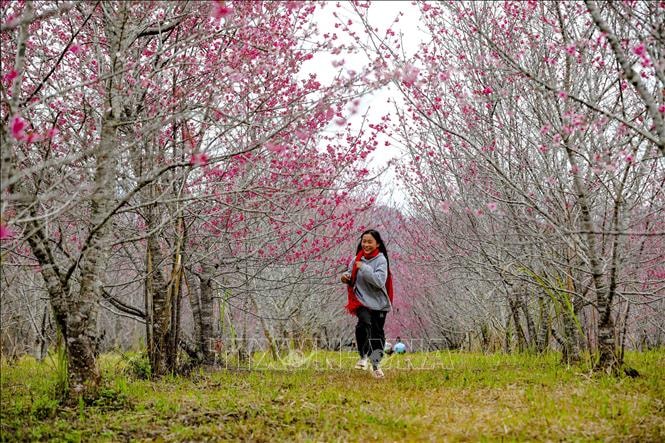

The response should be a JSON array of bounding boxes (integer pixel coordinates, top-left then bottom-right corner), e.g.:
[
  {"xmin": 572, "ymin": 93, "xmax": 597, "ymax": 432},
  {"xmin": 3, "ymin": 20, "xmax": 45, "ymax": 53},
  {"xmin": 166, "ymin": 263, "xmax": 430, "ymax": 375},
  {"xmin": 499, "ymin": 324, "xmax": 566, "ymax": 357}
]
[{"xmin": 356, "ymin": 229, "xmax": 390, "ymax": 273}]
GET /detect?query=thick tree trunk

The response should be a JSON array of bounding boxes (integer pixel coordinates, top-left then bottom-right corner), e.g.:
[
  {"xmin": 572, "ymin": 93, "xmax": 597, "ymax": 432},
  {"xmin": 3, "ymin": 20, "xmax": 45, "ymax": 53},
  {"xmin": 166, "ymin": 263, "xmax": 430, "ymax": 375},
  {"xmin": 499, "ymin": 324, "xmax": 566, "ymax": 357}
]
[
  {"xmin": 145, "ymin": 206, "xmax": 185, "ymax": 376},
  {"xmin": 66, "ymin": 116, "xmax": 117, "ymax": 397},
  {"xmin": 147, "ymin": 224, "xmax": 173, "ymax": 376},
  {"xmin": 187, "ymin": 263, "xmax": 216, "ymax": 365},
  {"xmin": 20, "ymin": 111, "xmax": 116, "ymax": 399},
  {"xmin": 597, "ymin": 302, "xmax": 618, "ymax": 370}
]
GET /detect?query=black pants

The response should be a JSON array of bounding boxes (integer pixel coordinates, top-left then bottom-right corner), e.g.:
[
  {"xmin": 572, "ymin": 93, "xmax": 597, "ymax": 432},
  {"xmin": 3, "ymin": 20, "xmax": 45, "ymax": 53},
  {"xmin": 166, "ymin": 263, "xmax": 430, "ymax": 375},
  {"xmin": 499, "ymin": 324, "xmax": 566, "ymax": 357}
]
[{"xmin": 355, "ymin": 307, "xmax": 387, "ymax": 368}]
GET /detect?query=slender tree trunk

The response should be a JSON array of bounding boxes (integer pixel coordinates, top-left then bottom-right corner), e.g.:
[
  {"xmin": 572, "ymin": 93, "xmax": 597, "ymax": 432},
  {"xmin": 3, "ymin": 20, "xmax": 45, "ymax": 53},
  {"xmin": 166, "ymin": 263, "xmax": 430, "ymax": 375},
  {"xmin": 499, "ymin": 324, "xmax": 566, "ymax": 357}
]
[
  {"xmin": 249, "ymin": 292, "xmax": 279, "ymax": 360},
  {"xmin": 619, "ymin": 303, "xmax": 630, "ymax": 364},
  {"xmin": 521, "ymin": 295, "xmax": 537, "ymax": 351},
  {"xmin": 167, "ymin": 243, "xmax": 184, "ymax": 371},
  {"xmin": 36, "ymin": 305, "xmax": 50, "ymax": 361},
  {"xmin": 188, "ymin": 270, "xmax": 204, "ymax": 358},
  {"xmin": 536, "ymin": 295, "xmax": 550, "ymax": 353},
  {"xmin": 144, "ymin": 215, "xmax": 155, "ymax": 370},
  {"xmin": 197, "ymin": 262, "xmax": 216, "ymax": 363},
  {"xmin": 558, "ymin": 272, "xmax": 581, "ymax": 364}
]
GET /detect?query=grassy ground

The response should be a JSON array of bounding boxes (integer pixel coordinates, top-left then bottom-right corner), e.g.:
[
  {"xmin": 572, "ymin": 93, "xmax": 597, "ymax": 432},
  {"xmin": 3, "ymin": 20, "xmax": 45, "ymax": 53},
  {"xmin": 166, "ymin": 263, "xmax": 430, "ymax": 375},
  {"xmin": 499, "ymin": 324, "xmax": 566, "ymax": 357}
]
[{"xmin": 1, "ymin": 350, "xmax": 663, "ymax": 442}]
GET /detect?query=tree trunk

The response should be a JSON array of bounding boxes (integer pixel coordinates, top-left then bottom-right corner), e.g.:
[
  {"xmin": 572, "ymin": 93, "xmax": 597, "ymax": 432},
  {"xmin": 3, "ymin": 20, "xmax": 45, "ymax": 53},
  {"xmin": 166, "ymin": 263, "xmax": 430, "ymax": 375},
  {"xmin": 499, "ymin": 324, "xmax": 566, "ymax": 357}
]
[
  {"xmin": 145, "ymin": 203, "xmax": 170, "ymax": 376},
  {"xmin": 536, "ymin": 294, "xmax": 550, "ymax": 353},
  {"xmin": 563, "ymin": 144, "xmax": 618, "ymax": 372},
  {"xmin": 167, "ymin": 242, "xmax": 184, "ymax": 371},
  {"xmin": 509, "ymin": 297, "xmax": 527, "ymax": 352},
  {"xmin": 249, "ymin": 292, "xmax": 279, "ymax": 360},
  {"xmin": 521, "ymin": 295, "xmax": 537, "ymax": 351},
  {"xmin": 188, "ymin": 270, "xmax": 204, "ymax": 358},
  {"xmin": 67, "ymin": 120, "xmax": 116, "ymax": 396},
  {"xmin": 197, "ymin": 262, "xmax": 216, "ymax": 363},
  {"xmin": 560, "ymin": 300, "xmax": 581, "ymax": 365},
  {"xmin": 145, "ymin": 206, "xmax": 186, "ymax": 376},
  {"xmin": 558, "ymin": 271, "xmax": 584, "ymax": 364}
]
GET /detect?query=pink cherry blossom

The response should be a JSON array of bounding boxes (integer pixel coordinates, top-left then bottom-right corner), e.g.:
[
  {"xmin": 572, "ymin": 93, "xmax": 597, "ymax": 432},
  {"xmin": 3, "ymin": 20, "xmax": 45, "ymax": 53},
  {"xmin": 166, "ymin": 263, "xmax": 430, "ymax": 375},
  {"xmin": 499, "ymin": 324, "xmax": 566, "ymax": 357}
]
[
  {"xmin": 401, "ymin": 63, "xmax": 419, "ymax": 86},
  {"xmin": 2, "ymin": 69, "xmax": 18, "ymax": 83},
  {"xmin": 190, "ymin": 152, "xmax": 209, "ymax": 167},
  {"xmin": 10, "ymin": 115, "xmax": 27, "ymax": 140},
  {"xmin": 0, "ymin": 224, "xmax": 14, "ymax": 240},
  {"xmin": 632, "ymin": 43, "xmax": 646, "ymax": 57},
  {"xmin": 211, "ymin": 1, "xmax": 233, "ymax": 19},
  {"xmin": 438, "ymin": 201, "xmax": 450, "ymax": 213},
  {"xmin": 266, "ymin": 142, "xmax": 288, "ymax": 155}
]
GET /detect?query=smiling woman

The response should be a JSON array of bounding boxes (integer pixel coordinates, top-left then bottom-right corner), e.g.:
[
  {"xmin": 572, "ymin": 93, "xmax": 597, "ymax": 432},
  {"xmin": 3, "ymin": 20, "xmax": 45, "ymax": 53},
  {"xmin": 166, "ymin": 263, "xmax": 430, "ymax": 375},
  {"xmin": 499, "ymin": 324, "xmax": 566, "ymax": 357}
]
[{"xmin": 341, "ymin": 229, "xmax": 394, "ymax": 378}]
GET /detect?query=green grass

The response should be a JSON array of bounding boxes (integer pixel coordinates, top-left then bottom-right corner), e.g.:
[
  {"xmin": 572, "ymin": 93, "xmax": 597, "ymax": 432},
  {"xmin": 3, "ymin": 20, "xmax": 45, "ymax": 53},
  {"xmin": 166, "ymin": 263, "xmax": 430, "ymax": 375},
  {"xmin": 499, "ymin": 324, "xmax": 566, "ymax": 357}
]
[{"xmin": 1, "ymin": 350, "xmax": 663, "ymax": 441}]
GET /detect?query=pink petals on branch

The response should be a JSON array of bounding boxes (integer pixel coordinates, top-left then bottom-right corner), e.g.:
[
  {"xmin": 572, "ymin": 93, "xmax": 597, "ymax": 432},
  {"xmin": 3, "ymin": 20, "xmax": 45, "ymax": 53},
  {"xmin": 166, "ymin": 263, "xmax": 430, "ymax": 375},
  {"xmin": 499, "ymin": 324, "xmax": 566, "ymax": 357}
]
[
  {"xmin": 0, "ymin": 224, "xmax": 14, "ymax": 240},
  {"xmin": 401, "ymin": 63, "xmax": 420, "ymax": 87},
  {"xmin": 190, "ymin": 152, "xmax": 209, "ymax": 167},
  {"xmin": 211, "ymin": 1, "xmax": 233, "ymax": 20},
  {"xmin": 266, "ymin": 142, "xmax": 288, "ymax": 155},
  {"xmin": 10, "ymin": 115, "xmax": 27, "ymax": 140},
  {"xmin": 69, "ymin": 43, "xmax": 83, "ymax": 55},
  {"xmin": 294, "ymin": 128, "xmax": 310, "ymax": 142},
  {"xmin": 632, "ymin": 43, "xmax": 646, "ymax": 57},
  {"xmin": 632, "ymin": 43, "xmax": 652, "ymax": 68},
  {"xmin": 2, "ymin": 69, "xmax": 18, "ymax": 83},
  {"xmin": 438, "ymin": 201, "xmax": 451, "ymax": 214},
  {"xmin": 9, "ymin": 116, "xmax": 58, "ymax": 144}
]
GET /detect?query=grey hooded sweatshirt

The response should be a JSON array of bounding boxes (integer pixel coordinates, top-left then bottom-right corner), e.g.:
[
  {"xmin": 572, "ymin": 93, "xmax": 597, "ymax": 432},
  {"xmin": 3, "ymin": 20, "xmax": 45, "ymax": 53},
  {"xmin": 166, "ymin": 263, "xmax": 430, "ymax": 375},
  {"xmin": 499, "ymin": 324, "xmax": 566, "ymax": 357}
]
[{"xmin": 348, "ymin": 253, "xmax": 391, "ymax": 312}]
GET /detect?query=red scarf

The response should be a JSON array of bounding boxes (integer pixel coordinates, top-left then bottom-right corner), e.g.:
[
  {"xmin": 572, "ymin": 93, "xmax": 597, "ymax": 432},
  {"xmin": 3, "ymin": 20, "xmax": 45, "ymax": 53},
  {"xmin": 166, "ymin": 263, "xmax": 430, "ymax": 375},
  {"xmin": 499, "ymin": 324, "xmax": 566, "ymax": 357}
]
[{"xmin": 345, "ymin": 249, "xmax": 394, "ymax": 315}]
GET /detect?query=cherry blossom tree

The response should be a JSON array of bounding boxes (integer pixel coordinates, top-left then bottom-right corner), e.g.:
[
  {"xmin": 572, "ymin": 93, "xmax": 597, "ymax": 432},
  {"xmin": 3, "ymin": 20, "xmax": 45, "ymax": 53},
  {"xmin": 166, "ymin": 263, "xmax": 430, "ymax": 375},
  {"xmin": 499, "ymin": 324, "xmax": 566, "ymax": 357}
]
[
  {"xmin": 353, "ymin": 0, "xmax": 664, "ymax": 371},
  {"xmin": 1, "ymin": 0, "xmax": 385, "ymax": 397}
]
